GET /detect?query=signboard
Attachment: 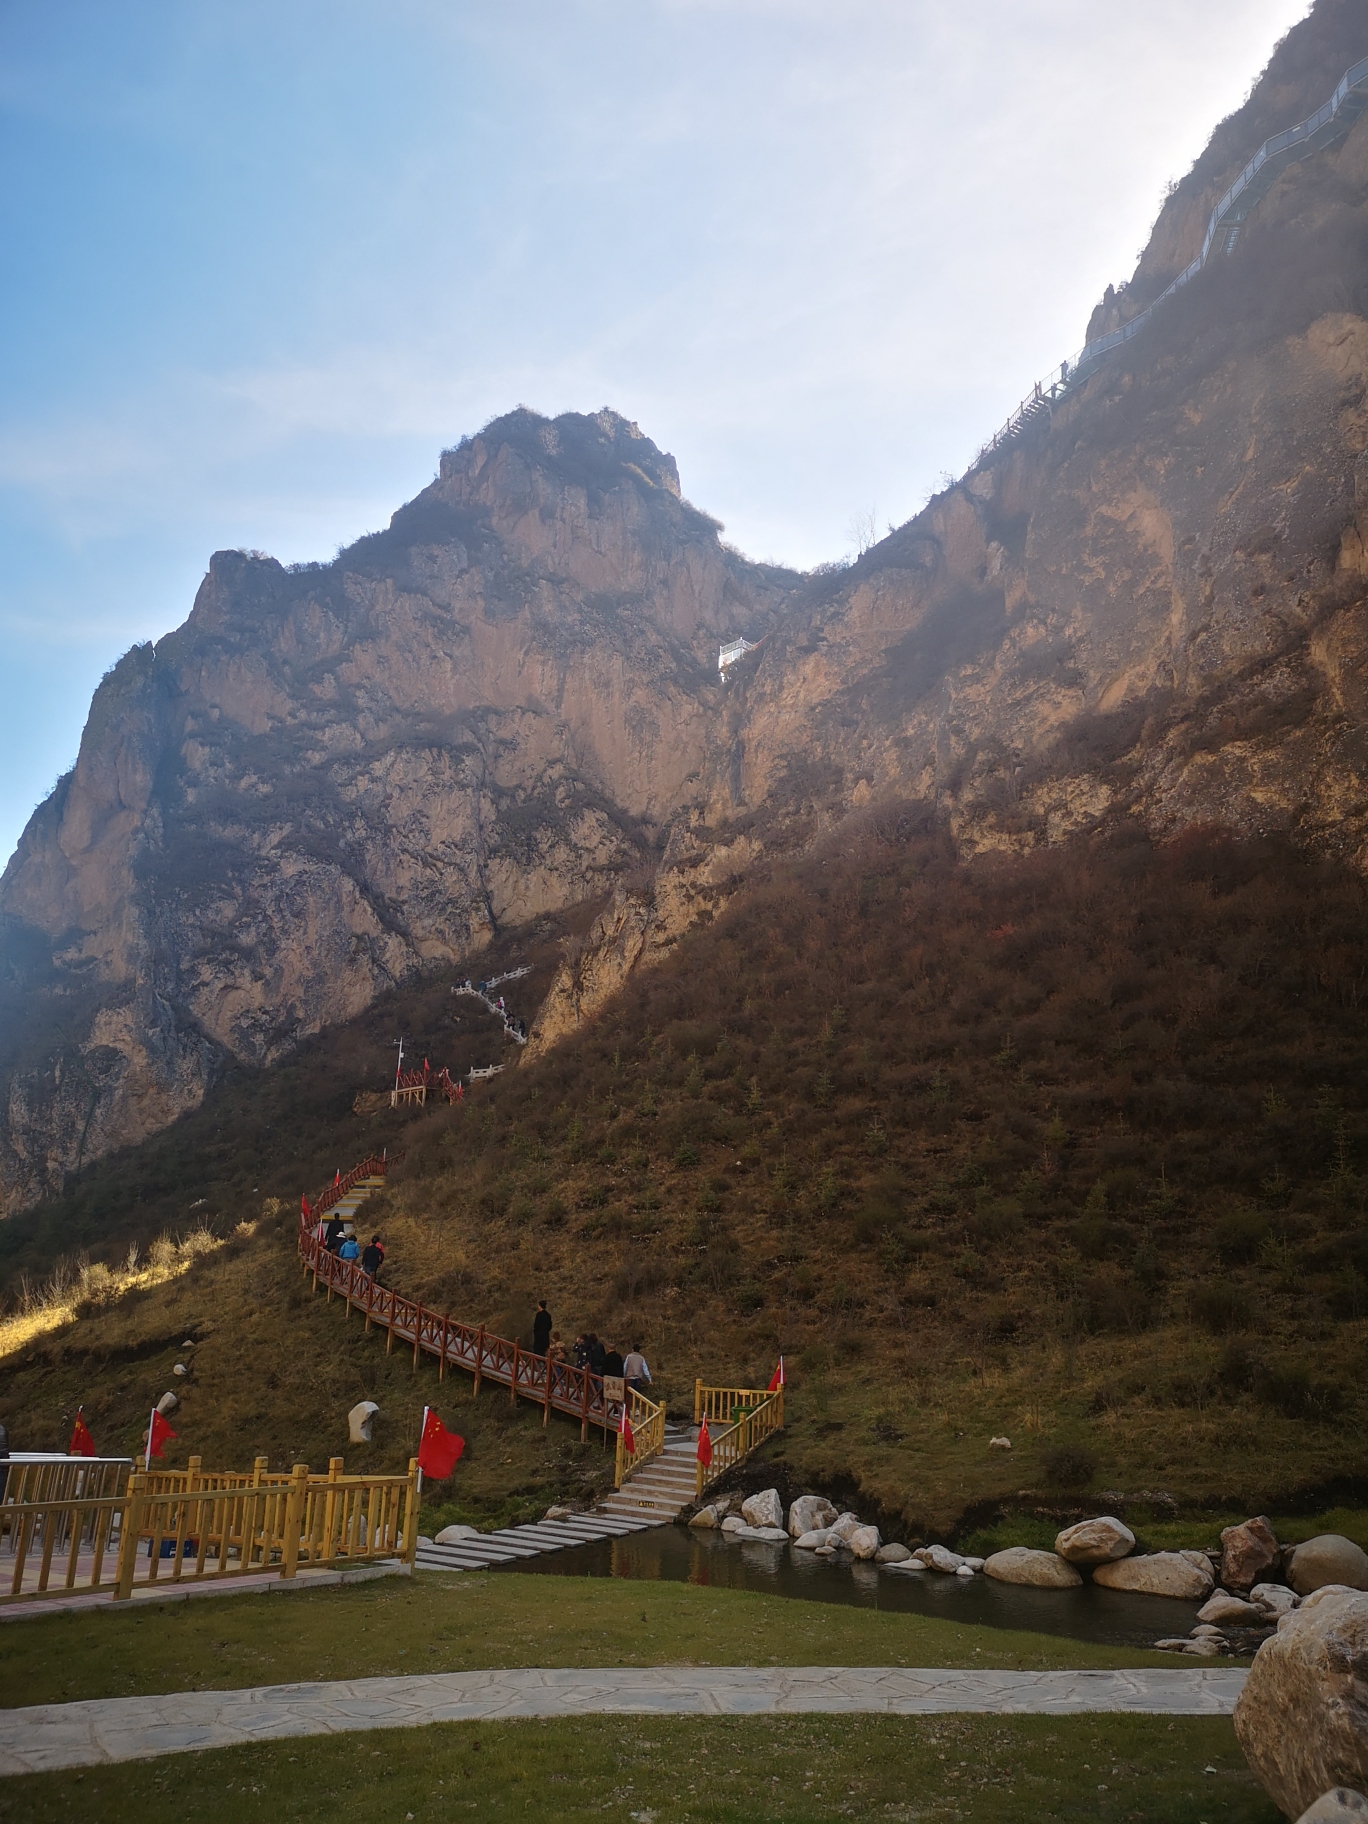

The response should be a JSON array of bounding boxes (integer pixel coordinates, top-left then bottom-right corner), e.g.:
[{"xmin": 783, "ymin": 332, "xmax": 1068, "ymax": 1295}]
[{"xmin": 602, "ymin": 1375, "xmax": 626, "ymax": 1405}]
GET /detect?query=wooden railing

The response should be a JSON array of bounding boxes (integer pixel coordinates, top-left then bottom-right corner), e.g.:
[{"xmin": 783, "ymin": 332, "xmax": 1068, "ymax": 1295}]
[
  {"xmin": 301, "ymin": 1215, "xmax": 622, "ymax": 1440},
  {"xmin": 693, "ymin": 1382, "xmax": 784, "ymax": 1498},
  {"xmin": 614, "ymin": 1387, "xmax": 666, "ymax": 1488},
  {"xmin": 2, "ymin": 1458, "xmax": 131, "ymax": 1505},
  {"xmin": 310, "ymin": 1152, "xmax": 392, "ymax": 1221},
  {"xmin": 0, "ymin": 1455, "xmax": 418, "ymax": 1607}
]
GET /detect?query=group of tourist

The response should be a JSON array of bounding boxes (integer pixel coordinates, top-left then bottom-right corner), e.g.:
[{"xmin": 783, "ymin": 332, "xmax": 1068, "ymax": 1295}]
[
  {"xmin": 531, "ymin": 1302, "xmax": 652, "ymax": 1393},
  {"xmin": 317, "ymin": 1214, "xmax": 386, "ymax": 1279}
]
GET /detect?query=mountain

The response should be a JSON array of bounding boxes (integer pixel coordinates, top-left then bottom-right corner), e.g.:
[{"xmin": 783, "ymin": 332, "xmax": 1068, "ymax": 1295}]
[{"xmin": 5, "ymin": 0, "xmax": 1368, "ymax": 1215}]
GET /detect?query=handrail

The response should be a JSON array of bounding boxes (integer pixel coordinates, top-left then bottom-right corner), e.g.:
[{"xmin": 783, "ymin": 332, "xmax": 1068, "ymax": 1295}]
[
  {"xmin": 299, "ymin": 1204, "xmax": 620, "ymax": 1440},
  {"xmin": 310, "ymin": 1152, "xmax": 391, "ymax": 1221},
  {"xmin": 972, "ymin": 53, "xmax": 1368, "ymax": 467},
  {"xmin": 614, "ymin": 1386, "xmax": 666, "ymax": 1488},
  {"xmin": 0, "ymin": 1457, "xmax": 418, "ymax": 1606},
  {"xmin": 694, "ymin": 1385, "xmax": 784, "ymax": 1499}
]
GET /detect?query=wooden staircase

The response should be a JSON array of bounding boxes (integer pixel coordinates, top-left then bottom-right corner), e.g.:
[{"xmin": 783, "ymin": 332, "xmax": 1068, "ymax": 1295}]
[{"xmin": 600, "ymin": 1422, "xmax": 700, "ymax": 1522}]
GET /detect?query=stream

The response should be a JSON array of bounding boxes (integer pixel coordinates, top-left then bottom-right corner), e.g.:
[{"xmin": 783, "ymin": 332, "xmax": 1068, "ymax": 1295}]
[{"xmin": 503, "ymin": 1525, "xmax": 1202, "ymax": 1650}]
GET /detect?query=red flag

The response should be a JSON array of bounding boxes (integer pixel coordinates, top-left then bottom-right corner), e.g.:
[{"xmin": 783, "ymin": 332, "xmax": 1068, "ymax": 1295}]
[
  {"xmin": 334, "ymin": 1169, "xmax": 341, "ymax": 1186},
  {"xmin": 146, "ymin": 1408, "xmax": 177, "ymax": 1465},
  {"xmin": 300, "ymin": 1193, "xmax": 311, "ymax": 1220},
  {"xmin": 417, "ymin": 1408, "xmax": 465, "ymax": 1479},
  {"xmin": 69, "ymin": 1409, "xmax": 95, "ymax": 1458},
  {"xmin": 768, "ymin": 1356, "xmax": 785, "ymax": 1391},
  {"xmin": 696, "ymin": 1416, "xmax": 712, "ymax": 1468},
  {"xmin": 620, "ymin": 1400, "xmax": 635, "ymax": 1456}
]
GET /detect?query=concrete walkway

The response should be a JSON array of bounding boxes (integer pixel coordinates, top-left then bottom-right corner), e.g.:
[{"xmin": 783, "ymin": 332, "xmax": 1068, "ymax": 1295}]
[{"xmin": 0, "ymin": 1667, "xmax": 1247, "ymax": 1774}]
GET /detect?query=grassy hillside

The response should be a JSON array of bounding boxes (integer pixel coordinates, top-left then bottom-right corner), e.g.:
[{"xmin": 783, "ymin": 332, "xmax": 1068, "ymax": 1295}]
[{"xmin": 2, "ymin": 817, "xmax": 1366, "ymax": 1536}]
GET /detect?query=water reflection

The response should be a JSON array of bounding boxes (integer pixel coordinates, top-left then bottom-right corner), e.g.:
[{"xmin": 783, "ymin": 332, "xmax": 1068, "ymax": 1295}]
[{"xmin": 506, "ymin": 1526, "xmax": 1200, "ymax": 1650}]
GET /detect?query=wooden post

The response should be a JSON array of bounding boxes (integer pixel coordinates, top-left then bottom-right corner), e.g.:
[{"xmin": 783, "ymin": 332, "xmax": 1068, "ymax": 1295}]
[
  {"xmin": 364, "ymin": 1275, "xmax": 373, "ymax": 1335},
  {"xmin": 473, "ymin": 1326, "xmax": 484, "ymax": 1397},
  {"xmin": 439, "ymin": 1314, "xmax": 449, "ymax": 1382},
  {"xmin": 402, "ymin": 1458, "xmax": 420, "ymax": 1567},
  {"xmin": 114, "ymin": 1475, "xmax": 146, "ymax": 1601},
  {"xmin": 543, "ymin": 1352, "xmax": 552, "ymax": 1427},
  {"xmin": 694, "ymin": 1378, "xmax": 702, "ymax": 1424},
  {"xmin": 280, "ymin": 1463, "xmax": 309, "ymax": 1579},
  {"xmin": 580, "ymin": 1368, "xmax": 590, "ymax": 1443},
  {"xmin": 510, "ymin": 1343, "xmax": 520, "ymax": 1406},
  {"xmin": 386, "ymin": 1293, "xmax": 396, "ymax": 1356},
  {"xmin": 413, "ymin": 1304, "xmax": 423, "ymax": 1369},
  {"xmin": 323, "ymin": 1458, "xmax": 343, "ymax": 1566}
]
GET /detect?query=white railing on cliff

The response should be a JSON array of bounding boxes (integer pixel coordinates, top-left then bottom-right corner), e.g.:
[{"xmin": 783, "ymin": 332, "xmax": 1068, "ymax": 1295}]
[{"xmin": 971, "ymin": 54, "xmax": 1368, "ymax": 470}]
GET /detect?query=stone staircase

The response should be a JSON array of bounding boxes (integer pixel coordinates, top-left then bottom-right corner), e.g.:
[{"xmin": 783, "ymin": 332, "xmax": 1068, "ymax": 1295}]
[{"xmin": 597, "ymin": 1421, "xmax": 699, "ymax": 1523}]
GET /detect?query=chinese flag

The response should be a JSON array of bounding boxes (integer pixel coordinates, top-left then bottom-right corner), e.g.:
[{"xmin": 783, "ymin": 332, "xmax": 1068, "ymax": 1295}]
[
  {"xmin": 417, "ymin": 1409, "xmax": 465, "ymax": 1479},
  {"xmin": 146, "ymin": 1409, "xmax": 177, "ymax": 1461},
  {"xmin": 696, "ymin": 1416, "xmax": 712, "ymax": 1468},
  {"xmin": 620, "ymin": 1401, "xmax": 635, "ymax": 1456},
  {"xmin": 768, "ymin": 1356, "xmax": 785, "ymax": 1392},
  {"xmin": 69, "ymin": 1409, "xmax": 95, "ymax": 1458},
  {"xmin": 300, "ymin": 1194, "xmax": 311, "ymax": 1220}
]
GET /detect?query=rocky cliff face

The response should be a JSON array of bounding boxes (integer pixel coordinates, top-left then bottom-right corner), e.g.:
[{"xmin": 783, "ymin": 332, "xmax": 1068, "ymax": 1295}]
[{"xmin": 5, "ymin": 0, "xmax": 1368, "ymax": 1213}]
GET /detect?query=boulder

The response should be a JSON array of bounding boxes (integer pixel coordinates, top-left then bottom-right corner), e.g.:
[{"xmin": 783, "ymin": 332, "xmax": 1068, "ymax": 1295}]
[
  {"xmin": 989, "ymin": 1436, "xmax": 1012, "ymax": 1450},
  {"xmin": 736, "ymin": 1524, "xmax": 788, "ymax": 1543},
  {"xmin": 1092, "ymin": 1551, "xmax": 1215, "ymax": 1600},
  {"xmin": 788, "ymin": 1495, "xmax": 839, "ymax": 1538},
  {"xmin": 1185, "ymin": 1636, "xmax": 1226, "ymax": 1656},
  {"xmin": 956, "ymin": 1564, "xmax": 975, "ymax": 1578},
  {"xmin": 1054, "ymin": 1516, "xmax": 1136, "ymax": 1565},
  {"xmin": 1287, "ymin": 1537, "xmax": 1368, "ymax": 1597},
  {"xmin": 1233, "ymin": 1588, "xmax": 1368, "ymax": 1818},
  {"xmin": 876, "ymin": 1542, "xmax": 912, "ymax": 1564},
  {"xmin": 827, "ymin": 1512, "xmax": 863, "ymax": 1545},
  {"xmin": 849, "ymin": 1525, "xmax": 882, "ymax": 1560},
  {"xmin": 1252, "ymin": 1582, "xmax": 1300, "ymax": 1620},
  {"xmin": 814, "ymin": 1544, "xmax": 836, "ymax": 1556},
  {"xmin": 963, "ymin": 1557, "xmax": 985, "ymax": 1572},
  {"xmin": 924, "ymin": 1544, "xmax": 965, "ymax": 1575},
  {"xmin": 741, "ymin": 1488, "xmax": 784, "ymax": 1530},
  {"xmin": 155, "ymin": 1391, "xmax": 178, "ymax": 1415},
  {"xmin": 435, "ymin": 1524, "xmax": 481, "ymax": 1544},
  {"xmin": 348, "ymin": 1399, "xmax": 379, "ymax": 1445},
  {"xmin": 720, "ymin": 1515, "xmax": 746, "ymax": 1535},
  {"xmin": 689, "ymin": 1506, "xmax": 719, "ymax": 1529},
  {"xmin": 793, "ymin": 1529, "xmax": 830, "ymax": 1549},
  {"xmin": 1295, "ymin": 1793, "xmax": 1368, "ymax": 1823},
  {"xmin": 544, "ymin": 1505, "xmax": 577, "ymax": 1521},
  {"xmin": 984, "ymin": 1547, "xmax": 1083, "ymax": 1589},
  {"xmin": 1198, "ymin": 1591, "xmax": 1264, "ymax": 1626},
  {"xmin": 173, "ymin": 1363, "xmax": 188, "ymax": 1378},
  {"xmin": 1222, "ymin": 1515, "xmax": 1281, "ymax": 1591}
]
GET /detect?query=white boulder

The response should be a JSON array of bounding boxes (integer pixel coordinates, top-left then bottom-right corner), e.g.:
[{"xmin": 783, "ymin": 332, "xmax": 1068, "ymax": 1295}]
[
  {"xmin": 922, "ymin": 1544, "xmax": 965, "ymax": 1575},
  {"xmin": 827, "ymin": 1512, "xmax": 863, "ymax": 1545},
  {"xmin": 983, "ymin": 1548, "xmax": 1083, "ymax": 1589},
  {"xmin": 793, "ymin": 1529, "xmax": 831, "ymax": 1550},
  {"xmin": 876, "ymin": 1543, "xmax": 912, "ymax": 1564},
  {"xmin": 1234, "ymin": 1588, "xmax": 1368, "ymax": 1818},
  {"xmin": 735, "ymin": 1524, "xmax": 789, "ymax": 1543},
  {"xmin": 788, "ymin": 1495, "xmax": 839, "ymax": 1538},
  {"xmin": 173, "ymin": 1363, "xmax": 188, "ymax": 1377},
  {"xmin": 720, "ymin": 1515, "xmax": 746, "ymax": 1534},
  {"xmin": 741, "ymin": 1488, "xmax": 784, "ymax": 1530},
  {"xmin": 1252, "ymin": 1583, "xmax": 1299, "ymax": 1620},
  {"xmin": 689, "ymin": 1506, "xmax": 719, "ymax": 1529},
  {"xmin": 956, "ymin": 1564, "xmax": 975, "ymax": 1578},
  {"xmin": 155, "ymin": 1391, "xmax": 178, "ymax": 1415},
  {"xmin": 848, "ymin": 1525, "xmax": 882, "ymax": 1560},
  {"xmin": 989, "ymin": 1436, "xmax": 1012, "ymax": 1450},
  {"xmin": 1054, "ymin": 1516, "xmax": 1136, "ymax": 1565},
  {"xmin": 1287, "ymin": 1536, "xmax": 1368, "ymax": 1597},
  {"xmin": 1092, "ymin": 1550, "xmax": 1215, "ymax": 1601},
  {"xmin": 435, "ymin": 1524, "xmax": 481, "ymax": 1544},
  {"xmin": 1295, "ymin": 1793, "xmax": 1368, "ymax": 1823},
  {"xmin": 348, "ymin": 1400, "xmax": 380, "ymax": 1445},
  {"xmin": 1198, "ymin": 1590, "xmax": 1264, "ymax": 1626}
]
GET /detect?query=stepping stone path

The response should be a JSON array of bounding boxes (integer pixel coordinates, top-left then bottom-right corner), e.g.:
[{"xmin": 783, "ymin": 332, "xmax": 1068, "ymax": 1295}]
[
  {"xmin": 415, "ymin": 1424, "xmax": 700, "ymax": 1572},
  {"xmin": 0, "ymin": 1667, "xmax": 1250, "ymax": 1773}
]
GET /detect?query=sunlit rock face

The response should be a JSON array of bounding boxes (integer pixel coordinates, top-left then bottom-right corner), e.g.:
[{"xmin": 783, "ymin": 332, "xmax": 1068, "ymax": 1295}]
[{"xmin": 6, "ymin": 2, "xmax": 1368, "ymax": 1212}]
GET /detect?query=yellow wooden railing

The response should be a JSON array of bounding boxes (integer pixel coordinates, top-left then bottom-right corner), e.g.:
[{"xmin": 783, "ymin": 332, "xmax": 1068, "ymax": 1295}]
[
  {"xmin": 613, "ymin": 1387, "xmax": 666, "ymax": 1489},
  {"xmin": 693, "ymin": 1381, "xmax": 784, "ymax": 1498},
  {"xmin": 0, "ymin": 1456, "xmax": 418, "ymax": 1607}
]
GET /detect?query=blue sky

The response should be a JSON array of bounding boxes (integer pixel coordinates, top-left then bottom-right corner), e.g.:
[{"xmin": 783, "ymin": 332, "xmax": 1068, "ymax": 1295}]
[{"xmin": 0, "ymin": 0, "xmax": 1309, "ymax": 869}]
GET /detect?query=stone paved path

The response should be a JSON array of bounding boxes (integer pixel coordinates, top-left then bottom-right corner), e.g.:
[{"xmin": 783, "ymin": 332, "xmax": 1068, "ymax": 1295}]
[{"xmin": 0, "ymin": 1667, "xmax": 1247, "ymax": 1773}]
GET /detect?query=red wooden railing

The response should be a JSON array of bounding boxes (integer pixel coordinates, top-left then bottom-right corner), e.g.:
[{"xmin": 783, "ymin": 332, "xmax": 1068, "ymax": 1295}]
[
  {"xmin": 307, "ymin": 1153, "xmax": 392, "ymax": 1221},
  {"xmin": 298, "ymin": 1196, "xmax": 617, "ymax": 1440}
]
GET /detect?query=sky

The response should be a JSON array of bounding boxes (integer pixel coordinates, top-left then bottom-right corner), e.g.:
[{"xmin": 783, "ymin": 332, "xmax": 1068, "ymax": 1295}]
[{"xmin": 0, "ymin": 0, "xmax": 1312, "ymax": 870}]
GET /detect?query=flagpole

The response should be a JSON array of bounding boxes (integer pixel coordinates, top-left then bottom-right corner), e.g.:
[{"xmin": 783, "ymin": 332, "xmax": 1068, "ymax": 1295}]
[
  {"xmin": 417, "ymin": 1406, "xmax": 428, "ymax": 1498},
  {"xmin": 146, "ymin": 1407, "xmax": 155, "ymax": 1472}
]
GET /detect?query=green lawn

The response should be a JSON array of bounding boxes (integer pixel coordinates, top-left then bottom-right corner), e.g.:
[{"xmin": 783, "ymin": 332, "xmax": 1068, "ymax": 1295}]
[
  {"xmin": 0, "ymin": 1715, "xmax": 1276, "ymax": 1824},
  {"xmin": 0, "ymin": 1573, "xmax": 1215, "ymax": 1710}
]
